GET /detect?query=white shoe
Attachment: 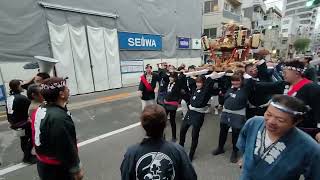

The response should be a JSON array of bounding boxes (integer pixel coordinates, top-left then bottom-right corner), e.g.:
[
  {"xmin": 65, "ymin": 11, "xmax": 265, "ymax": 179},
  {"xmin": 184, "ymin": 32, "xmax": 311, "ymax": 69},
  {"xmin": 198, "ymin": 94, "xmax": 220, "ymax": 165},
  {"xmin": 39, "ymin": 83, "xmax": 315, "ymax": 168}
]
[{"xmin": 228, "ymin": 128, "xmax": 232, "ymax": 133}]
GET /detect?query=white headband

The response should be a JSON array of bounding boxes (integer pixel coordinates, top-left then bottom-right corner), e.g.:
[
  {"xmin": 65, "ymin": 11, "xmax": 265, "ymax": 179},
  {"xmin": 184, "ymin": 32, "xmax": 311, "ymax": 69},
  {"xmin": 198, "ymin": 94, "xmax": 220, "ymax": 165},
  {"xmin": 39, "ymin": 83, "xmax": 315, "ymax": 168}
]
[
  {"xmin": 270, "ymin": 101, "xmax": 305, "ymax": 116},
  {"xmin": 40, "ymin": 80, "xmax": 66, "ymax": 90},
  {"xmin": 282, "ymin": 66, "xmax": 305, "ymax": 73}
]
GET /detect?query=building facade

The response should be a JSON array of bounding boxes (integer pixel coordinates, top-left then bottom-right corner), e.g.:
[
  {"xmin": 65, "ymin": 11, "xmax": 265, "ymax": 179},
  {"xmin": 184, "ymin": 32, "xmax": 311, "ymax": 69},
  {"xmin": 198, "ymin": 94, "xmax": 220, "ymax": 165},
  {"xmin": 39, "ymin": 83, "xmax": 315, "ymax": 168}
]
[
  {"xmin": 281, "ymin": 0, "xmax": 318, "ymax": 56},
  {"xmin": 203, "ymin": 0, "xmax": 242, "ymax": 39},
  {"xmin": 241, "ymin": 0, "xmax": 267, "ymax": 31},
  {"xmin": 312, "ymin": 25, "xmax": 320, "ymax": 54},
  {"xmin": 0, "ymin": 0, "xmax": 203, "ymax": 95},
  {"xmin": 263, "ymin": 7, "xmax": 282, "ymax": 54}
]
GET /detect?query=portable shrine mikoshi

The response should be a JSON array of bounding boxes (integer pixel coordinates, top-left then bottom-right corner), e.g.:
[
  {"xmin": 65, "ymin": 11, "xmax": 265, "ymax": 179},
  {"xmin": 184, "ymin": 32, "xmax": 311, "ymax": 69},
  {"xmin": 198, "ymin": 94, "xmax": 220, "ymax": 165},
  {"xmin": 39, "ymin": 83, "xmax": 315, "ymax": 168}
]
[{"xmin": 201, "ymin": 23, "xmax": 265, "ymax": 66}]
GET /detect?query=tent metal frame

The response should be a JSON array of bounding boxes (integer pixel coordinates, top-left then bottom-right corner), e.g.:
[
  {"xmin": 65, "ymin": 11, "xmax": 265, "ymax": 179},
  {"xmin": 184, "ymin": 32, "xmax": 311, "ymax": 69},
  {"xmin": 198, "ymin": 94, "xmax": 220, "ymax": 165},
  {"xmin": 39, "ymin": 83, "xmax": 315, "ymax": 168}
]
[{"xmin": 38, "ymin": 1, "xmax": 119, "ymax": 19}]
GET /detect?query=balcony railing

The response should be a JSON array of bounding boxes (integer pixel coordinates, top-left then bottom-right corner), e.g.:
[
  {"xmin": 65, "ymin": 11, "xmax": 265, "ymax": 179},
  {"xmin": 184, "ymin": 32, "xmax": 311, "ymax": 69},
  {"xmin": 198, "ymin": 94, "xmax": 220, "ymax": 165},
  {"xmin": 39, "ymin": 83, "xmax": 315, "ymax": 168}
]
[{"xmin": 223, "ymin": 10, "xmax": 241, "ymax": 22}]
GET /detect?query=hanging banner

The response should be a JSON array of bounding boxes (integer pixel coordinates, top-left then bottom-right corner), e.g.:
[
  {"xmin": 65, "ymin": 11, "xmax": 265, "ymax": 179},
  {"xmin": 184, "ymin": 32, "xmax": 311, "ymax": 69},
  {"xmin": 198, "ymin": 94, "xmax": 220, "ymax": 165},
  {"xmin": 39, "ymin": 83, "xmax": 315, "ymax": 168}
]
[
  {"xmin": 191, "ymin": 39, "xmax": 201, "ymax": 49},
  {"xmin": 118, "ymin": 32, "xmax": 162, "ymax": 51},
  {"xmin": 177, "ymin": 37, "xmax": 190, "ymax": 49}
]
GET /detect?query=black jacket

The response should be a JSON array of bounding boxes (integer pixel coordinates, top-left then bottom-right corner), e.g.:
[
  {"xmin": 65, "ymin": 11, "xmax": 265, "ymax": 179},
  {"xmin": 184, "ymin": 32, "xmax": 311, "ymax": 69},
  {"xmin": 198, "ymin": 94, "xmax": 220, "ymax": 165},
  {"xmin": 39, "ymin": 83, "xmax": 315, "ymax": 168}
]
[
  {"xmin": 224, "ymin": 87, "xmax": 249, "ymax": 111},
  {"xmin": 246, "ymin": 78, "xmax": 286, "ymax": 107},
  {"xmin": 165, "ymin": 82, "xmax": 182, "ymax": 102},
  {"xmin": 33, "ymin": 104, "xmax": 80, "ymax": 172},
  {"xmin": 246, "ymin": 62, "xmax": 286, "ymax": 107},
  {"xmin": 304, "ymin": 65, "xmax": 318, "ymax": 83},
  {"xmin": 138, "ymin": 73, "xmax": 159, "ymax": 100},
  {"xmin": 257, "ymin": 60, "xmax": 273, "ymax": 82},
  {"xmin": 158, "ymin": 69, "xmax": 169, "ymax": 93},
  {"xmin": 6, "ymin": 93, "xmax": 31, "ymax": 129},
  {"xmin": 186, "ymin": 77, "xmax": 197, "ymax": 96},
  {"xmin": 294, "ymin": 83, "xmax": 320, "ymax": 129},
  {"xmin": 180, "ymin": 76, "xmax": 196, "ymax": 103},
  {"xmin": 217, "ymin": 75, "xmax": 232, "ymax": 105},
  {"xmin": 190, "ymin": 77, "xmax": 219, "ymax": 108},
  {"xmin": 121, "ymin": 138, "xmax": 197, "ymax": 180}
]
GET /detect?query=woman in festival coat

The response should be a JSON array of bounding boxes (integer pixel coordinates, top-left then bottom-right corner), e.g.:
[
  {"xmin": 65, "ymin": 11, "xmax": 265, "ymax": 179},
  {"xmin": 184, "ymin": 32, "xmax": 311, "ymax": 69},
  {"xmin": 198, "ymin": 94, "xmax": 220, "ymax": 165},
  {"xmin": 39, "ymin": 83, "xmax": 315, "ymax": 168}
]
[
  {"xmin": 212, "ymin": 71, "xmax": 252, "ymax": 163},
  {"xmin": 164, "ymin": 72, "xmax": 182, "ymax": 141},
  {"xmin": 138, "ymin": 64, "xmax": 159, "ymax": 110},
  {"xmin": 179, "ymin": 73, "xmax": 220, "ymax": 161}
]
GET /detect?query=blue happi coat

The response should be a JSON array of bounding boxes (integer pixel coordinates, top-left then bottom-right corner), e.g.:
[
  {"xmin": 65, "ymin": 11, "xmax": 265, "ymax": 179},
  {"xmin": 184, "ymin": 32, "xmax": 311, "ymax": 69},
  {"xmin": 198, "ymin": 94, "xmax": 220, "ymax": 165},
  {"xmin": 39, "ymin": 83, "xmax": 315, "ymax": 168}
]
[{"xmin": 237, "ymin": 117, "xmax": 320, "ymax": 180}]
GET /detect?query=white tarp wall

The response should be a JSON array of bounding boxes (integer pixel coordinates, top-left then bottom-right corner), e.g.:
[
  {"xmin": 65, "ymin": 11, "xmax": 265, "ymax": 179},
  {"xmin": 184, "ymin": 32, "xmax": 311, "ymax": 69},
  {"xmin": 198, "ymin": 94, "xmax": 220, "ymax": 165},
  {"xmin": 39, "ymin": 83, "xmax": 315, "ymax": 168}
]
[
  {"xmin": 0, "ymin": 0, "xmax": 202, "ymax": 63},
  {"xmin": 87, "ymin": 26, "xmax": 110, "ymax": 91},
  {"xmin": 49, "ymin": 21, "xmax": 122, "ymax": 94},
  {"xmin": 86, "ymin": 27, "xmax": 122, "ymax": 91},
  {"xmin": 48, "ymin": 22, "xmax": 79, "ymax": 95},
  {"xmin": 69, "ymin": 26, "xmax": 95, "ymax": 94},
  {"xmin": 104, "ymin": 29, "xmax": 122, "ymax": 89},
  {"xmin": 0, "ymin": 0, "xmax": 202, "ymax": 93}
]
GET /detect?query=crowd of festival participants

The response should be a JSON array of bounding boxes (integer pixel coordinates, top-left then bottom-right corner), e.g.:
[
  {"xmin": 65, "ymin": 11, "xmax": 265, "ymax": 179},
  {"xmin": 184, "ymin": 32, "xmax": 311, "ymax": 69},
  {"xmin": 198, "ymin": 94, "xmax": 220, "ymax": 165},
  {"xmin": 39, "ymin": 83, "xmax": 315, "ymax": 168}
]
[
  {"xmin": 126, "ymin": 54, "xmax": 320, "ymax": 179},
  {"xmin": 4, "ymin": 54, "xmax": 320, "ymax": 180}
]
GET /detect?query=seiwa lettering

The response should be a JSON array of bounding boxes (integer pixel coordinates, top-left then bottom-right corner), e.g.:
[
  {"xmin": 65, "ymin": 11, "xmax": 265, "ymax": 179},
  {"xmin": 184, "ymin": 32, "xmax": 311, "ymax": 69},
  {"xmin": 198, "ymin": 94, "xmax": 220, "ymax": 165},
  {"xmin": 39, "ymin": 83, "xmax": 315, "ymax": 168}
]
[{"xmin": 128, "ymin": 36, "xmax": 157, "ymax": 47}]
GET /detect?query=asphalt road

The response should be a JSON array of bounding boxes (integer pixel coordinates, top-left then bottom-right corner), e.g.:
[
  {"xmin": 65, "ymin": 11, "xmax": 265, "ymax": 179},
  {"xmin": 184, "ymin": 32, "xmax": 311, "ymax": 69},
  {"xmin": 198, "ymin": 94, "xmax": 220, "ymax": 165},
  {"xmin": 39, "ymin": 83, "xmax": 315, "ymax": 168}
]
[{"xmin": 0, "ymin": 88, "xmax": 241, "ymax": 180}]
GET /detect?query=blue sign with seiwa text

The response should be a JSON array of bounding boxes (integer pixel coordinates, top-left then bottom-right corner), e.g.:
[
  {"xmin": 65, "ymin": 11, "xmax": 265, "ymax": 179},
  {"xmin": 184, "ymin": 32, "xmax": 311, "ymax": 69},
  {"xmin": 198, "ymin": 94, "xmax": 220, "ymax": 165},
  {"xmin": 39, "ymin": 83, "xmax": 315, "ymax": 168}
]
[
  {"xmin": 178, "ymin": 37, "xmax": 190, "ymax": 49},
  {"xmin": 118, "ymin": 32, "xmax": 162, "ymax": 51}
]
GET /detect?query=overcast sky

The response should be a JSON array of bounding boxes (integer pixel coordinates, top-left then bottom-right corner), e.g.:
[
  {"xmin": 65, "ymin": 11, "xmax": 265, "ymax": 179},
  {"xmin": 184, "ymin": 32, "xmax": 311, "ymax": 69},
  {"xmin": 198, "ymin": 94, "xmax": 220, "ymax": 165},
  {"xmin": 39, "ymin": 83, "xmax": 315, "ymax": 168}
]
[
  {"xmin": 264, "ymin": 0, "xmax": 319, "ymax": 28},
  {"xmin": 265, "ymin": 0, "xmax": 283, "ymax": 11}
]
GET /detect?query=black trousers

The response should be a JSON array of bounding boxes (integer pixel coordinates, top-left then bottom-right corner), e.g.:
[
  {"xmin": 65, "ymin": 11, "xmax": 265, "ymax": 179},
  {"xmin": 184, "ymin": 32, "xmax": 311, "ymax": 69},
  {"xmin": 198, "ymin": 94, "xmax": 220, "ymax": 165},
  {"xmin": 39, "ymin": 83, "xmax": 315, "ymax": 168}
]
[
  {"xmin": 246, "ymin": 107, "xmax": 267, "ymax": 120},
  {"xmin": 166, "ymin": 109, "xmax": 177, "ymax": 139},
  {"xmin": 217, "ymin": 123, "xmax": 241, "ymax": 152},
  {"xmin": 299, "ymin": 127, "xmax": 319, "ymax": 140},
  {"xmin": 37, "ymin": 161, "xmax": 73, "ymax": 180},
  {"xmin": 20, "ymin": 122, "xmax": 33, "ymax": 160},
  {"xmin": 179, "ymin": 110, "xmax": 205, "ymax": 160}
]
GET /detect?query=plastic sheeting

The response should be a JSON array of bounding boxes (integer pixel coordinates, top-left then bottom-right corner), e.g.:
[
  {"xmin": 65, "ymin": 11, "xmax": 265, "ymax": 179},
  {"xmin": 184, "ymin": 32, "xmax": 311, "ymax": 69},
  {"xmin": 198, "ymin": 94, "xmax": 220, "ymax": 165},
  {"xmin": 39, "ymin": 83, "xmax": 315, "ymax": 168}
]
[
  {"xmin": 0, "ymin": 0, "xmax": 50, "ymax": 63},
  {"xmin": 69, "ymin": 26, "xmax": 94, "ymax": 94},
  {"xmin": 50, "ymin": 23, "xmax": 121, "ymax": 93},
  {"xmin": 0, "ymin": 0, "xmax": 202, "ymax": 63},
  {"xmin": 87, "ymin": 26, "xmax": 110, "ymax": 91},
  {"xmin": 47, "ymin": 22, "xmax": 79, "ymax": 95},
  {"xmin": 104, "ymin": 29, "xmax": 122, "ymax": 89}
]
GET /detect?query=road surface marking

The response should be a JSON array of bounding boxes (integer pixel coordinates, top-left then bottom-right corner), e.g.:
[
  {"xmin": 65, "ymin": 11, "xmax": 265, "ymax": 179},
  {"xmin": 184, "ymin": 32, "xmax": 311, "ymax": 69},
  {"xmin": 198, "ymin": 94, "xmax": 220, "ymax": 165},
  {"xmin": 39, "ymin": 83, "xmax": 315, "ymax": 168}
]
[
  {"xmin": 0, "ymin": 163, "xmax": 27, "ymax": 176},
  {"xmin": 0, "ymin": 92, "xmax": 137, "ymax": 123},
  {"xmin": 0, "ymin": 91, "xmax": 138, "ymax": 175},
  {"xmin": 99, "ymin": 92, "xmax": 132, "ymax": 102},
  {"xmin": 69, "ymin": 92, "xmax": 135, "ymax": 110},
  {"xmin": 78, "ymin": 122, "xmax": 140, "ymax": 146},
  {"xmin": 0, "ymin": 122, "xmax": 141, "ymax": 176}
]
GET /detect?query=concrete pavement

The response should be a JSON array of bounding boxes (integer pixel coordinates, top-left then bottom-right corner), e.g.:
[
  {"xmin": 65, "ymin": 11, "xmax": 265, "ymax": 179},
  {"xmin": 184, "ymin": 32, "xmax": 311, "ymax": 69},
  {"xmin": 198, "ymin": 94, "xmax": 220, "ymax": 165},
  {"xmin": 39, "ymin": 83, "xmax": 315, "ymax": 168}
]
[
  {"xmin": 0, "ymin": 87, "xmax": 241, "ymax": 180},
  {"xmin": 0, "ymin": 86, "xmax": 139, "ymax": 169},
  {"xmin": 0, "ymin": 86, "xmax": 138, "ymax": 122}
]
